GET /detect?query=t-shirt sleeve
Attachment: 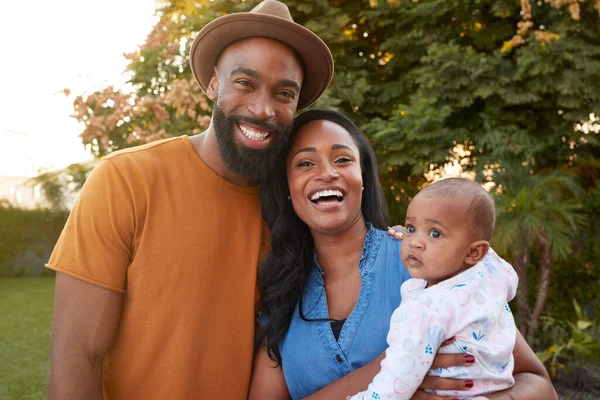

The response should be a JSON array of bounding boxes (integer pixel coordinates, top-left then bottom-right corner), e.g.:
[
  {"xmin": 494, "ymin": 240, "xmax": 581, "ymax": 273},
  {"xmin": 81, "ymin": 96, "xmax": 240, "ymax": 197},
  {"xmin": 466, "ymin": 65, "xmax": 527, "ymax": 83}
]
[{"xmin": 45, "ymin": 159, "xmax": 136, "ymax": 293}]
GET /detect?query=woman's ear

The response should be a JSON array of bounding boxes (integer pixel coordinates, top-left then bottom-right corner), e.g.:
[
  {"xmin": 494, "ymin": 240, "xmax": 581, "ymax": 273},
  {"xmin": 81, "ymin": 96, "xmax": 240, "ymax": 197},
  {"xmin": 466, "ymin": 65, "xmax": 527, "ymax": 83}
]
[{"xmin": 464, "ymin": 240, "xmax": 490, "ymax": 265}]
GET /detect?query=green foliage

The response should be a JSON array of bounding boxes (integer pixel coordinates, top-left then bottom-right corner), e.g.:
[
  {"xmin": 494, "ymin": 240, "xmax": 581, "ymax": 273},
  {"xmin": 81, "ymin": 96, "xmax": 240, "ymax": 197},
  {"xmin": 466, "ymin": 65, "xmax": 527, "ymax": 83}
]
[
  {"xmin": 537, "ymin": 299, "xmax": 600, "ymax": 380},
  {"xmin": 70, "ymin": 0, "xmax": 600, "ymax": 349},
  {"xmin": 28, "ymin": 162, "xmax": 93, "ymax": 210},
  {"xmin": 0, "ymin": 203, "xmax": 68, "ymax": 277},
  {"xmin": 493, "ymin": 170, "xmax": 585, "ymax": 260}
]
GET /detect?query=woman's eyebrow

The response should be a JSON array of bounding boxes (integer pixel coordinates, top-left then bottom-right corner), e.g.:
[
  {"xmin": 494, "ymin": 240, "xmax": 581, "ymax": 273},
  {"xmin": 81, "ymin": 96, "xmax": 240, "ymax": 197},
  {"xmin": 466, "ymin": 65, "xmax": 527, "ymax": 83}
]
[
  {"xmin": 331, "ymin": 144, "xmax": 354, "ymax": 152},
  {"xmin": 291, "ymin": 147, "xmax": 316, "ymax": 159}
]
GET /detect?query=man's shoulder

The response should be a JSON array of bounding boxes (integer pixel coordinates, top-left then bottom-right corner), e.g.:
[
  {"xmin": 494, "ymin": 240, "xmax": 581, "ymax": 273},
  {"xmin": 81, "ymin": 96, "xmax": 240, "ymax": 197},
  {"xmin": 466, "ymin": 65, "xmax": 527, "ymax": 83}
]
[
  {"xmin": 101, "ymin": 136, "xmax": 190, "ymax": 173},
  {"xmin": 104, "ymin": 136, "xmax": 187, "ymax": 162}
]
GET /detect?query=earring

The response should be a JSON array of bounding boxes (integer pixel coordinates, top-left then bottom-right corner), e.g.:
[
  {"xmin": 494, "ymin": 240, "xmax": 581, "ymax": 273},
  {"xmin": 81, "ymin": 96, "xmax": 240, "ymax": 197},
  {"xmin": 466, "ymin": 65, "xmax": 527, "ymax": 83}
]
[
  {"xmin": 362, "ymin": 187, "xmax": 364, "ymax": 191},
  {"xmin": 287, "ymin": 196, "xmax": 291, "ymax": 200}
]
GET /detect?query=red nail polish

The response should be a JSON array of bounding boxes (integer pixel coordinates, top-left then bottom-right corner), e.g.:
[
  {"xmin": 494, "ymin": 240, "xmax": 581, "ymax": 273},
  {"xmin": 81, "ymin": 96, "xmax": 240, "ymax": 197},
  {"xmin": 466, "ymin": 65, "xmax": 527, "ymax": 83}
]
[
  {"xmin": 465, "ymin": 355, "xmax": 475, "ymax": 363},
  {"xmin": 465, "ymin": 379, "xmax": 474, "ymax": 388}
]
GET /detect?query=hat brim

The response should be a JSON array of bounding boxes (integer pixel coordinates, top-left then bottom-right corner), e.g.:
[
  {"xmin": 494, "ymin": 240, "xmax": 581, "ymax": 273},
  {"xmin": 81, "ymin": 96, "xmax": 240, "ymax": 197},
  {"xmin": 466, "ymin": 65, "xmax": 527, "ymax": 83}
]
[{"xmin": 189, "ymin": 13, "xmax": 333, "ymax": 110}]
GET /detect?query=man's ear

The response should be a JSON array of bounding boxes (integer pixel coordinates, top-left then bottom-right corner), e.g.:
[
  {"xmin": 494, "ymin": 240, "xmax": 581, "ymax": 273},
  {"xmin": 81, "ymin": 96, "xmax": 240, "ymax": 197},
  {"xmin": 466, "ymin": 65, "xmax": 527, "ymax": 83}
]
[
  {"xmin": 464, "ymin": 240, "xmax": 490, "ymax": 265},
  {"xmin": 206, "ymin": 68, "xmax": 219, "ymax": 101}
]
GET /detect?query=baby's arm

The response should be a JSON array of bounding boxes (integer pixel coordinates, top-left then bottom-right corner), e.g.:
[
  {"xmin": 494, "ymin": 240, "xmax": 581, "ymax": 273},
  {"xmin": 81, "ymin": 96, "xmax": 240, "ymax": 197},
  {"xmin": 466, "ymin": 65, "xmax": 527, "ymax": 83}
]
[{"xmin": 348, "ymin": 299, "xmax": 446, "ymax": 400}]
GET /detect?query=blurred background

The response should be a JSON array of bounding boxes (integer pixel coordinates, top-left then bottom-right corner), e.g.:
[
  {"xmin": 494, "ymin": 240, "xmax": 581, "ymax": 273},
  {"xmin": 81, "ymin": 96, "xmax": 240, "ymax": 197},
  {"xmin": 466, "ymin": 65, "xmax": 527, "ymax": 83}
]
[{"xmin": 0, "ymin": 0, "xmax": 598, "ymax": 399}]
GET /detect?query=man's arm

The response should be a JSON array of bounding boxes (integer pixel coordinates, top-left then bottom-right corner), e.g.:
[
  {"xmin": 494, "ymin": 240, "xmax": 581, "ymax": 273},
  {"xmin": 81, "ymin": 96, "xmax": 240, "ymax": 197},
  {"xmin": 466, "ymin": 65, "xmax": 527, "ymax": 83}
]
[{"xmin": 48, "ymin": 273, "xmax": 123, "ymax": 400}]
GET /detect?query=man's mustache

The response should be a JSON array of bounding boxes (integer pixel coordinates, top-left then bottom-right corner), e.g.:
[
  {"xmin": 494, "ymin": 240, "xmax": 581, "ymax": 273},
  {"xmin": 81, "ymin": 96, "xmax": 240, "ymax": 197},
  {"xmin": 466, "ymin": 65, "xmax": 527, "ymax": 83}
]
[{"xmin": 230, "ymin": 115, "xmax": 282, "ymax": 135}]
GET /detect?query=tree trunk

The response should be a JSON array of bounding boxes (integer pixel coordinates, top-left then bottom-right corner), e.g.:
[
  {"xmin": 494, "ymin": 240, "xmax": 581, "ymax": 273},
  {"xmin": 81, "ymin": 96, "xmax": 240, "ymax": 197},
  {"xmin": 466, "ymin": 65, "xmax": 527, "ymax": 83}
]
[
  {"xmin": 513, "ymin": 249, "xmax": 532, "ymax": 341},
  {"xmin": 528, "ymin": 233, "xmax": 552, "ymax": 344}
]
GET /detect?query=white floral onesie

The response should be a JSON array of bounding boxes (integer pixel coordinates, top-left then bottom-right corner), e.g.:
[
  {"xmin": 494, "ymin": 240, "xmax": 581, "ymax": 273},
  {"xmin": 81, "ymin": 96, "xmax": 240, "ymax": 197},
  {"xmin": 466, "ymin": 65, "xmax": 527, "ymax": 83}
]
[{"xmin": 349, "ymin": 248, "xmax": 519, "ymax": 400}]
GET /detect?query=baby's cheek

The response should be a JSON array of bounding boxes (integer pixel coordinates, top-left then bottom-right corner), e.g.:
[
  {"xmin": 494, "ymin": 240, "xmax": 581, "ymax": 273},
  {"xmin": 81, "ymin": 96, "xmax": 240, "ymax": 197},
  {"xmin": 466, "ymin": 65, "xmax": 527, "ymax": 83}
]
[{"xmin": 399, "ymin": 240, "xmax": 409, "ymax": 259}]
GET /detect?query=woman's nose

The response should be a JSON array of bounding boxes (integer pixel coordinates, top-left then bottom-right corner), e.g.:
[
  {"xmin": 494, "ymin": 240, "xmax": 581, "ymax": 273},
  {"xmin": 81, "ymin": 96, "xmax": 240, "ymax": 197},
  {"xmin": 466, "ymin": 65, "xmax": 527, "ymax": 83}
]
[{"xmin": 316, "ymin": 163, "xmax": 339, "ymax": 182}]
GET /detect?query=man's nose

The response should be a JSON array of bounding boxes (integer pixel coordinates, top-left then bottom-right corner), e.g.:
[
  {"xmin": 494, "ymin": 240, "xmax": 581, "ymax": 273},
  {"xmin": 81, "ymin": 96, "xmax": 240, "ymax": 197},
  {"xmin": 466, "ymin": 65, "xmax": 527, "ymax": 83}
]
[{"xmin": 248, "ymin": 91, "xmax": 276, "ymax": 120}]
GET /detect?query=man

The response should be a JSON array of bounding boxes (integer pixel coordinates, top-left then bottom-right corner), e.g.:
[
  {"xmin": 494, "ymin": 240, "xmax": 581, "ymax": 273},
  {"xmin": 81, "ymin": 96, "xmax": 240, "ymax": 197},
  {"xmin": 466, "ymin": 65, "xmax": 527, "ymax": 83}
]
[{"xmin": 47, "ymin": 1, "xmax": 332, "ymax": 399}]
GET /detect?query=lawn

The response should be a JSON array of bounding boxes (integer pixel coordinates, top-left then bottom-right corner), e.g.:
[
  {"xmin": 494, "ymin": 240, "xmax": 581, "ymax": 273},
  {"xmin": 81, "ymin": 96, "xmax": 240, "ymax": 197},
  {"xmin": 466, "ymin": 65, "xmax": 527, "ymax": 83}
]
[{"xmin": 0, "ymin": 277, "xmax": 54, "ymax": 400}]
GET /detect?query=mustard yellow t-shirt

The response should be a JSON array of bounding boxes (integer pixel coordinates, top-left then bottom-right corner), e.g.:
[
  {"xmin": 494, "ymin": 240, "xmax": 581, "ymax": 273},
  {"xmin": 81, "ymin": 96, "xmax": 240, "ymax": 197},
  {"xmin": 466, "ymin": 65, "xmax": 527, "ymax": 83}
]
[{"xmin": 47, "ymin": 136, "xmax": 267, "ymax": 399}]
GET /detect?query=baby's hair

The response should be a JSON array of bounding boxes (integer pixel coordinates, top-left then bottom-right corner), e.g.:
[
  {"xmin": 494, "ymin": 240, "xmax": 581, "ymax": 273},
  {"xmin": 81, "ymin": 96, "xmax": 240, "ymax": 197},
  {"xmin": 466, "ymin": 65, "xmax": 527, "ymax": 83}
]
[{"xmin": 418, "ymin": 178, "xmax": 496, "ymax": 241}]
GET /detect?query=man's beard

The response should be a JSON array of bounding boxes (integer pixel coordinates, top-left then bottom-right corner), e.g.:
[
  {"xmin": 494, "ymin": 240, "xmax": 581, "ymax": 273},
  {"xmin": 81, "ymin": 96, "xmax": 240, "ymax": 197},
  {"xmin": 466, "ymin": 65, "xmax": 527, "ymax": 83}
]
[{"xmin": 212, "ymin": 103, "xmax": 293, "ymax": 183}]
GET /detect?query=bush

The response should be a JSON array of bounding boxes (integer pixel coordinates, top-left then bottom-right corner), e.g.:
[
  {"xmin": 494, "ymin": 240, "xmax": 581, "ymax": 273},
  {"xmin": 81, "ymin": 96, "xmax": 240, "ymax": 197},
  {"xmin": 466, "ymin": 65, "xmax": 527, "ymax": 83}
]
[{"xmin": 0, "ymin": 201, "xmax": 68, "ymax": 277}]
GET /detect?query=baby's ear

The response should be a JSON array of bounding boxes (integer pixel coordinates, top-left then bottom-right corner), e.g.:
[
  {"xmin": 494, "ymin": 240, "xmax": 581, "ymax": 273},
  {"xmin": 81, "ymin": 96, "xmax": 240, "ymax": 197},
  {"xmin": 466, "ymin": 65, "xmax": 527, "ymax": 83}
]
[{"xmin": 464, "ymin": 241, "xmax": 490, "ymax": 265}]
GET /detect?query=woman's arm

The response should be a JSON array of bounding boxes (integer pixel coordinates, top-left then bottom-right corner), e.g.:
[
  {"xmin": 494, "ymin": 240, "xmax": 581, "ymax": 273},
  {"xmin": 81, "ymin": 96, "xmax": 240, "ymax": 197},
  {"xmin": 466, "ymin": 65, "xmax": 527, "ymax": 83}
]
[
  {"xmin": 305, "ymin": 351, "xmax": 474, "ymax": 400},
  {"xmin": 248, "ymin": 344, "xmax": 291, "ymax": 400},
  {"xmin": 485, "ymin": 330, "xmax": 557, "ymax": 400}
]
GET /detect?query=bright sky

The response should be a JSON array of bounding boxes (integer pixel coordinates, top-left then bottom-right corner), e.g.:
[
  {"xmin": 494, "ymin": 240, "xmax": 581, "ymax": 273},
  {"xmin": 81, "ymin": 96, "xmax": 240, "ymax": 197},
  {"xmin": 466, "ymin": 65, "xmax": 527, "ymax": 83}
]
[{"xmin": 0, "ymin": 0, "xmax": 158, "ymax": 177}]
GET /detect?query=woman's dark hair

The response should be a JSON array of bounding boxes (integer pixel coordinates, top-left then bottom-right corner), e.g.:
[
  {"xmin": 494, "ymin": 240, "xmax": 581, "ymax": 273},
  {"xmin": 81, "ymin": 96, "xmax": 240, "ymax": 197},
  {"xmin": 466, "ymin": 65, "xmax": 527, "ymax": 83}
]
[{"xmin": 258, "ymin": 109, "xmax": 389, "ymax": 365}]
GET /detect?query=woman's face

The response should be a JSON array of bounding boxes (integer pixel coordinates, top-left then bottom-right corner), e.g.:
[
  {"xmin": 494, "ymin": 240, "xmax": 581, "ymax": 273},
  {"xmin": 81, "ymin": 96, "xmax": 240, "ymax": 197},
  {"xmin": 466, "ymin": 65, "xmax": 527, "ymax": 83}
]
[{"xmin": 286, "ymin": 120, "xmax": 364, "ymax": 236}]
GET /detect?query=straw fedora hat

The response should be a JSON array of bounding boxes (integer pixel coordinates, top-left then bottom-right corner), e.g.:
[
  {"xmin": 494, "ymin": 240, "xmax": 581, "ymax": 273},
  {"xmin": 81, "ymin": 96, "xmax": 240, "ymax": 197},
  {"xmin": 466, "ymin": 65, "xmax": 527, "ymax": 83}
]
[{"xmin": 189, "ymin": 0, "xmax": 334, "ymax": 110}]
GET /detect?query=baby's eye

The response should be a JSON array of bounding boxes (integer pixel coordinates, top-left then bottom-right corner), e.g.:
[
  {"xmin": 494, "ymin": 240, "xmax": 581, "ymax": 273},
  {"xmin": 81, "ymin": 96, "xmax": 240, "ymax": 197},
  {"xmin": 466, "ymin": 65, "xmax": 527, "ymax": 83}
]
[
  {"xmin": 429, "ymin": 230, "xmax": 442, "ymax": 239},
  {"xmin": 406, "ymin": 225, "xmax": 415, "ymax": 233}
]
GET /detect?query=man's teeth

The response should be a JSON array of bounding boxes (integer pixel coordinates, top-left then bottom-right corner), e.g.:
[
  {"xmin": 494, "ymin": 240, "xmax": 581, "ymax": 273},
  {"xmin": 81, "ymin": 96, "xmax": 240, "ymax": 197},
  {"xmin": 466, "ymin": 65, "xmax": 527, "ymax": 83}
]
[
  {"xmin": 310, "ymin": 190, "xmax": 343, "ymax": 201},
  {"xmin": 239, "ymin": 124, "xmax": 269, "ymax": 141}
]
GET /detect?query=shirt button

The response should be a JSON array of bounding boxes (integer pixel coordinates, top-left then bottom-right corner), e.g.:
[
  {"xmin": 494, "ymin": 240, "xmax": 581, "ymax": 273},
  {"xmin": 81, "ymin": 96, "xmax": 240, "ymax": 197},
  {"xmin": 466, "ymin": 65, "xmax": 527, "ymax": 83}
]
[{"xmin": 335, "ymin": 354, "xmax": 342, "ymax": 362}]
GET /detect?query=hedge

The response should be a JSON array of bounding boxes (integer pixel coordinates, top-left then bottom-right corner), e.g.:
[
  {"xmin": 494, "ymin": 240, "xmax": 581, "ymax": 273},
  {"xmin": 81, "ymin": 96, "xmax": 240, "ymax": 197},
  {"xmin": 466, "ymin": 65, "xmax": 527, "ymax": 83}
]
[{"xmin": 0, "ymin": 201, "xmax": 68, "ymax": 277}]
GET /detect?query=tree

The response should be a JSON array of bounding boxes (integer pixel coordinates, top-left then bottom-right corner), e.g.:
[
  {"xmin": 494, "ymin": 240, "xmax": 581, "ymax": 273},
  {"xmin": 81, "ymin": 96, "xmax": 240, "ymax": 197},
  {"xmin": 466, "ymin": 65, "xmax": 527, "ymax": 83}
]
[
  {"xmin": 29, "ymin": 162, "xmax": 94, "ymax": 210},
  {"xmin": 70, "ymin": 0, "xmax": 600, "ymax": 344},
  {"xmin": 493, "ymin": 171, "xmax": 586, "ymax": 343}
]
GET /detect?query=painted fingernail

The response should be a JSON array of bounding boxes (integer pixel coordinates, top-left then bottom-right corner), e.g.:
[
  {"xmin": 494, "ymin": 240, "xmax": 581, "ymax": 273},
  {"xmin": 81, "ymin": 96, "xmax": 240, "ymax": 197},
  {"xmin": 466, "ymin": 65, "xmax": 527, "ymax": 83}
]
[
  {"xmin": 465, "ymin": 379, "xmax": 474, "ymax": 388},
  {"xmin": 465, "ymin": 355, "xmax": 475, "ymax": 363}
]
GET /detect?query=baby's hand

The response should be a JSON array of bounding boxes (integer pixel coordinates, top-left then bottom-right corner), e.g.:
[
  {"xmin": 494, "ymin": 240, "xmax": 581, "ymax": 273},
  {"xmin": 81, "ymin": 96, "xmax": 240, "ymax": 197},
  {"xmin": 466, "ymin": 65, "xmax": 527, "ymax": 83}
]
[{"xmin": 387, "ymin": 225, "xmax": 405, "ymax": 240}]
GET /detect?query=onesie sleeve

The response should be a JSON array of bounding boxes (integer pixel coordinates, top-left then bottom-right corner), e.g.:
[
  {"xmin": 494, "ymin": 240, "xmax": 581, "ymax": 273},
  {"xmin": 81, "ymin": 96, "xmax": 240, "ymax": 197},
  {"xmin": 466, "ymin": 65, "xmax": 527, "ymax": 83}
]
[
  {"xmin": 45, "ymin": 159, "xmax": 136, "ymax": 293},
  {"xmin": 485, "ymin": 247, "xmax": 519, "ymax": 302},
  {"xmin": 348, "ymin": 282, "xmax": 450, "ymax": 400}
]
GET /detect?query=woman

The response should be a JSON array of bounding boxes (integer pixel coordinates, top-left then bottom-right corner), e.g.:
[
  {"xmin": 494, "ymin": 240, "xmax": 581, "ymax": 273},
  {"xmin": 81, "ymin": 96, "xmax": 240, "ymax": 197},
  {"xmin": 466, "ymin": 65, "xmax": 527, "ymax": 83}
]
[{"xmin": 250, "ymin": 109, "xmax": 556, "ymax": 400}]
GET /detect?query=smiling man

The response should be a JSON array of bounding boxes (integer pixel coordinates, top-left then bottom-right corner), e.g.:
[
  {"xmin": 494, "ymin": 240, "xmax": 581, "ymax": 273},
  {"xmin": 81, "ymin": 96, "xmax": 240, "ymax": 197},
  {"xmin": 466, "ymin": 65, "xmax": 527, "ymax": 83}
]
[{"xmin": 46, "ymin": 1, "xmax": 333, "ymax": 399}]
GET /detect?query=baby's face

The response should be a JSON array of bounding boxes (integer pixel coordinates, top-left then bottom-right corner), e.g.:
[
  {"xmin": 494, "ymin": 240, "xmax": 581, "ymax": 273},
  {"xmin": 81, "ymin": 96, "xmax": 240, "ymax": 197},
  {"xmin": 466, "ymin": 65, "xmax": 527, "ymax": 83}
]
[{"xmin": 400, "ymin": 193, "xmax": 475, "ymax": 286}]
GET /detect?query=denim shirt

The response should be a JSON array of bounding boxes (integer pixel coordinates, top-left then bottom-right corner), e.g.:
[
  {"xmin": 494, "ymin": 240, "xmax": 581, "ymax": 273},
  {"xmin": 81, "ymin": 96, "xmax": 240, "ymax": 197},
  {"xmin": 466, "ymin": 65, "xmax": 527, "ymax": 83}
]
[{"xmin": 279, "ymin": 226, "xmax": 411, "ymax": 400}]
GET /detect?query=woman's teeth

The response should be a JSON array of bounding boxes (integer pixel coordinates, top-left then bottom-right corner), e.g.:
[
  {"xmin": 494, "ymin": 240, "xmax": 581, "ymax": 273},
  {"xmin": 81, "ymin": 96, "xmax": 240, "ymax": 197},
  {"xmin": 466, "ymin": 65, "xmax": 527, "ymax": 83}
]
[{"xmin": 310, "ymin": 190, "xmax": 343, "ymax": 201}]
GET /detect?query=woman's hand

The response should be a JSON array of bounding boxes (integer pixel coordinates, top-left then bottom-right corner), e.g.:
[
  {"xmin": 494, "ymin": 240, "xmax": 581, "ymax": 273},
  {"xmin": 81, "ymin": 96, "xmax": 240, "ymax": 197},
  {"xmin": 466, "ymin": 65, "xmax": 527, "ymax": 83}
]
[
  {"xmin": 409, "ymin": 338, "xmax": 477, "ymax": 399},
  {"xmin": 387, "ymin": 225, "xmax": 405, "ymax": 240}
]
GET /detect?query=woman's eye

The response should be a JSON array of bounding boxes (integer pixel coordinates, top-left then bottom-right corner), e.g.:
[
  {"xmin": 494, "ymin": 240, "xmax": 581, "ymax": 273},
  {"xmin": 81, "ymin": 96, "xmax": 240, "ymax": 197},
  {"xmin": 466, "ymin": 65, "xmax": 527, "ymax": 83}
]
[
  {"xmin": 430, "ymin": 230, "xmax": 442, "ymax": 239},
  {"xmin": 297, "ymin": 161, "xmax": 314, "ymax": 167},
  {"xmin": 335, "ymin": 157, "xmax": 353, "ymax": 164},
  {"xmin": 407, "ymin": 225, "xmax": 415, "ymax": 233}
]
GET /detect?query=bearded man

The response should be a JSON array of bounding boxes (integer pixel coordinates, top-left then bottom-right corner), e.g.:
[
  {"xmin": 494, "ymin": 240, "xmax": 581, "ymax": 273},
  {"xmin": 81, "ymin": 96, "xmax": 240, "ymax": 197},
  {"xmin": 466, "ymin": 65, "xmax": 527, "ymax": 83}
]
[{"xmin": 46, "ymin": 1, "xmax": 333, "ymax": 399}]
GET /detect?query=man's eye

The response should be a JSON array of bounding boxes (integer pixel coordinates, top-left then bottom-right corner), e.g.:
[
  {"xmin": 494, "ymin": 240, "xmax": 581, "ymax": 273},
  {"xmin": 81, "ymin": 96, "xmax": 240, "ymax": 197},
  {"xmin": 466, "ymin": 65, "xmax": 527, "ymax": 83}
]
[
  {"xmin": 407, "ymin": 225, "xmax": 415, "ymax": 233},
  {"xmin": 278, "ymin": 91, "xmax": 294, "ymax": 98},
  {"xmin": 430, "ymin": 230, "xmax": 442, "ymax": 239},
  {"xmin": 236, "ymin": 80, "xmax": 253, "ymax": 87}
]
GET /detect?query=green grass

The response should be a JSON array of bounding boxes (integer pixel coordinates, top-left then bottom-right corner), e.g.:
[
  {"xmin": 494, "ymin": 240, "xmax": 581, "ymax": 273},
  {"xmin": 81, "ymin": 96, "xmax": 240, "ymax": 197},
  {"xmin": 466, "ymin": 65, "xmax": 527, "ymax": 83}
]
[{"xmin": 0, "ymin": 278, "xmax": 54, "ymax": 400}]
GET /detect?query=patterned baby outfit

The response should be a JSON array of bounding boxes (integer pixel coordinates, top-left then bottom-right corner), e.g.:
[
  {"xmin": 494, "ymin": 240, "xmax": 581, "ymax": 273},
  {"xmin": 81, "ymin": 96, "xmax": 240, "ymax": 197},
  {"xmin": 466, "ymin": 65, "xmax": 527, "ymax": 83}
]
[{"xmin": 349, "ymin": 248, "xmax": 519, "ymax": 400}]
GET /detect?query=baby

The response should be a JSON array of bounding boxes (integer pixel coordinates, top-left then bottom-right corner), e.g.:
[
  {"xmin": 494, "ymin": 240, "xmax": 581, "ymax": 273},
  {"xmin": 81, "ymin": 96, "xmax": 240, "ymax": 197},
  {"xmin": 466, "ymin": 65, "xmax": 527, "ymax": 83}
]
[{"xmin": 350, "ymin": 177, "xmax": 518, "ymax": 400}]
